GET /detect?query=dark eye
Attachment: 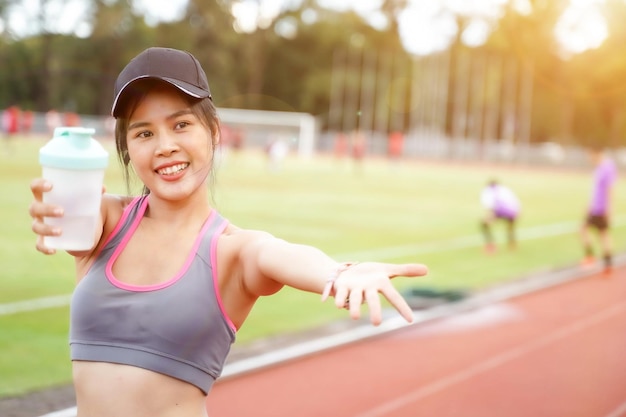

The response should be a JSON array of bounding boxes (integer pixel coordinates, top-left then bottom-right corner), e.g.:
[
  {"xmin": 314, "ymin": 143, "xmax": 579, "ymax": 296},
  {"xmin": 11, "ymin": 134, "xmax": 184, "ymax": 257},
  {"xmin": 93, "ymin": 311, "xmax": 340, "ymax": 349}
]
[
  {"xmin": 175, "ymin": 121, "xmax": 190, "ymax": 130},
  {"xmin": 136, "ymin": 130, "xmax": 153, "ymax": 139}
]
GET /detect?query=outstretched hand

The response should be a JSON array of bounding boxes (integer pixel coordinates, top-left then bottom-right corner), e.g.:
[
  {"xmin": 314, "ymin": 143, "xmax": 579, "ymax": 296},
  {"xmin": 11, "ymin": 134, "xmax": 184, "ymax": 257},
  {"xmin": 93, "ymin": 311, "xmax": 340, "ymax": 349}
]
[{"xmin": 321, "ymin": 262, "xmax": 428, "ymax": 326}]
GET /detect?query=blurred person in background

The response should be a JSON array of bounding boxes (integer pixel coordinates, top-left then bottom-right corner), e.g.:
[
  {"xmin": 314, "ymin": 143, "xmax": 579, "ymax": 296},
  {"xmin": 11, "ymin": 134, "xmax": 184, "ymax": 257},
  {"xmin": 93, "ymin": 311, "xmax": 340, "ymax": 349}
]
[
  {"xmin": 580, "ymin": 146, "xmax": 617, "ymax": 275},
  {"xmin": 265, "ymin": 135, "xmax": 289, "ymax": 172},
  {"xmin": 480, "ymin": 179, "xmax": 521, "ymax": 254},
  {"xmin": 21, "ymin": 109, "xmax": 34, "ymax": 135},
  {"xmin": 351, "ymin": 129, "xmax": 366, "ymax": 174},
  {"xmin": 333, "ymin": 131, "xmax": 348, "ymax": 159},
  {"xmin": 64, "ymin": 111, "xmax": 82, "ymax": 127},
  {"xmin": 2, "ymin": 104, "xmax": 20, "ymax": 154},
  {"xmin": 45, "ymin": 109, "xmax": 62, "ymax": 135},
  {"xmin": 28, "ymin": 46, "xmax": 428, "ymax": 417},
  {"xmin": 387, "ymin": 130, "xmax": 404, "ymax": 167}
]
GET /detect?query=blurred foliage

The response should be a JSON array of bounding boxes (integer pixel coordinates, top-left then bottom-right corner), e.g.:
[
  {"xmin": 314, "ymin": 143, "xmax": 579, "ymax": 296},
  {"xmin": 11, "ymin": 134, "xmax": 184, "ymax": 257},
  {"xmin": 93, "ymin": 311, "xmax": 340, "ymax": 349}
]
[{"xmin": 1, "ymin": 0, "xmax": 626, "ymax": 148}]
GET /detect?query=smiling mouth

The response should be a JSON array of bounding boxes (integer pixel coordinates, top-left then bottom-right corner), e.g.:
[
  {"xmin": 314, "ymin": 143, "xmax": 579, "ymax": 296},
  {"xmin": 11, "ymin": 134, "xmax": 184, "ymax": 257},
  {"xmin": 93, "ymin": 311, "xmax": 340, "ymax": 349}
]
[{"xmin": 157, "ymin": 163, "xmax": 189, "ymax": 175}]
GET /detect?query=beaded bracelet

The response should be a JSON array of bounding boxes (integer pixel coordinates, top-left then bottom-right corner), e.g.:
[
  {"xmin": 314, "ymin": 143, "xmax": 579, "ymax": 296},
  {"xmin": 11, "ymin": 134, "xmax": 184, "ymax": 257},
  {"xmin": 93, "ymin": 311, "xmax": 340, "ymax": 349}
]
[{"xmin": 321, "ymin": 262, "xmax": 358, "ymax": 301}]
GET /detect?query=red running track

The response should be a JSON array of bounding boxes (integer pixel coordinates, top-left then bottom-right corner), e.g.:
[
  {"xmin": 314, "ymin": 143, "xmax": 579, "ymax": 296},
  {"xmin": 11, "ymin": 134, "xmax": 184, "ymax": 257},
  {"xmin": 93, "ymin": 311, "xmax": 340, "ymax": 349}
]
[{"xmin": 206, "ymin": 268, "xmax": 626, "ymax": 417}]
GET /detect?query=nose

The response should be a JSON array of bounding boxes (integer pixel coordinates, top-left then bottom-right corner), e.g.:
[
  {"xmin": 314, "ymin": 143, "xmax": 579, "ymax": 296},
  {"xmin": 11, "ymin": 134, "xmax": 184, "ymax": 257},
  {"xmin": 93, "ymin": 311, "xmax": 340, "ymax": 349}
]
[{"xmin": 155, "ymin": 131, "xmax": 179, "ymax": 156}]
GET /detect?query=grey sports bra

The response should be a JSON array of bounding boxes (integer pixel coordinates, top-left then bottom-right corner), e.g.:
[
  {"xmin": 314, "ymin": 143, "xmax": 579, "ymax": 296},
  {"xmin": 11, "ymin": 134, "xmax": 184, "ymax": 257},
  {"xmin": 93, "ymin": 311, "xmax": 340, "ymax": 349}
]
[{"xmin": 70, "ymin": 195, "xmax": 236, "ymax": 395}]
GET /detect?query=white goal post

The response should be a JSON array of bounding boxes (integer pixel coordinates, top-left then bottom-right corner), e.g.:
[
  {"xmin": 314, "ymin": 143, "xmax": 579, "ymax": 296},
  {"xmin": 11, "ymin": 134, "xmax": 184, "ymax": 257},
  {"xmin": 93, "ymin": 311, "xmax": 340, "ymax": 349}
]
[{"xmin": 216, "ymin": 108, "xmax": 318, "ymax": 157}]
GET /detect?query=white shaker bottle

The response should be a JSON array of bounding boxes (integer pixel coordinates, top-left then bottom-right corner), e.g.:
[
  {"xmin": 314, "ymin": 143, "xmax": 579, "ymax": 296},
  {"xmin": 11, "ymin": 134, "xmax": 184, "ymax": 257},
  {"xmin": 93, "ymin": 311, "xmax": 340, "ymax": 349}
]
[{"xmin": 39, "ymin": 127, "xmax": 109, "ymax": 250}]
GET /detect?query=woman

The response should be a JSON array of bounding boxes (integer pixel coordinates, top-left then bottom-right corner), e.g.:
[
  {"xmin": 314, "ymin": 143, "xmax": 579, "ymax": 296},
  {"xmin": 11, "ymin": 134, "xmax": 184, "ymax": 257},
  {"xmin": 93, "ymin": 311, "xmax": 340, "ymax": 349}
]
[{"xmin": 28, "ymin": 47, "xmax": 428, "ymax": 417}]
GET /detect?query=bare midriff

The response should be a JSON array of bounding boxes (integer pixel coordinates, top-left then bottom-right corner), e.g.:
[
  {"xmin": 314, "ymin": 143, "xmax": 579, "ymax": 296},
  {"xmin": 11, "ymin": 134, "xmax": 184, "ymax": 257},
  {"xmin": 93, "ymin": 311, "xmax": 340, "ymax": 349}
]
[{"xmin": 73, "ymin": 361, "xmax": 209, "ymax": 417}]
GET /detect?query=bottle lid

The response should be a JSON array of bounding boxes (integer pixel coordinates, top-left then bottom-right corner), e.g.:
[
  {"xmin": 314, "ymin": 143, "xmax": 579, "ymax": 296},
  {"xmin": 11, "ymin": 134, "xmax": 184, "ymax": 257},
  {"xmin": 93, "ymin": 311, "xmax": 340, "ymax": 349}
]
[{"xmin": 39, "ymin": 127, "xmax": 109, "ymax": 170}]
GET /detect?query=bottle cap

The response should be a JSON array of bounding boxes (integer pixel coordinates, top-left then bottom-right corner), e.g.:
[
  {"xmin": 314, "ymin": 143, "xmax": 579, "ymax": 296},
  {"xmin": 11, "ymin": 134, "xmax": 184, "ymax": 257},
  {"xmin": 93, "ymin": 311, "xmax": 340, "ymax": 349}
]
[{"xmin": 39, "ymin": 127, "xmax": 109, "ymax": 170}]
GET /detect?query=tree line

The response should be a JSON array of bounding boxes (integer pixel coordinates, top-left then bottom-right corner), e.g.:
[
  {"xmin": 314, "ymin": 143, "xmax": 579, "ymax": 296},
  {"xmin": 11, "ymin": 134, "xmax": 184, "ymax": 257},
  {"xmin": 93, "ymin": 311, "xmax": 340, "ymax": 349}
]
[{"xmin": 1, "ymin": 0, "xmax": 626, "ymax": 149}]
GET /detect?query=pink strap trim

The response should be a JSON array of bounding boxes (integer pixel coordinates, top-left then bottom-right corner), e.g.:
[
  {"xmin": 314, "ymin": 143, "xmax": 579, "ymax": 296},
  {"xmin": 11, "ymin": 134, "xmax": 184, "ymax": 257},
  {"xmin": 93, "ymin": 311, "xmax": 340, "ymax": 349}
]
[
  {"xmin": 101, "ymin": 196, "xmax": 143, "ymax": 249},
  {"xmin": 82, "ymin": 196, "xmax": 143, "ymax": 278},
  {"xmin": 209, "ymin": 219, "xmax": 237, "ymax": 332},
  {"xmin": 106, "ymin": 198, "xmax": 217, "ymax": 292}
]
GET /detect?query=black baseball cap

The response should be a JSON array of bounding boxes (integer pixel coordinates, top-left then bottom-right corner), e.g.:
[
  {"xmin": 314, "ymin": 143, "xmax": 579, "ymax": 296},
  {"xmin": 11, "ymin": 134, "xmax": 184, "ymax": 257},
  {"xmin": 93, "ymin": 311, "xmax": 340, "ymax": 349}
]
[{"xmin": 111, "ymin": 47, "xmax": 212, "ymax": 117}]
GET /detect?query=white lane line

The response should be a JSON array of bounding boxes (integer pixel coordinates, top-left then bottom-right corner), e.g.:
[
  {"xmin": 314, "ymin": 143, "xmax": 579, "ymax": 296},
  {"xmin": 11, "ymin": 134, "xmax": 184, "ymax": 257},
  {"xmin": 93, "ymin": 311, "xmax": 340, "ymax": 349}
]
[
  {"xmin": 0, "ymin": 294, "xmax": 71, "ymax": 316},
  {"xmin": 334, "ymin": 217, "xmax": 626, "ymax": 261},
  {"xmin": 8, "ymin": 217, "xmax": 626, "ymax": 317},
  {"xmin": 605, "ymin": 400, "xmax": 626, "ymax": 417},
  {"xmin": 356, "ymin": 301, "xmax": 626, "ymax": 417},
  {"xmin": 37, "ymin": 407, "xmax": 77, "ymax": 417}
]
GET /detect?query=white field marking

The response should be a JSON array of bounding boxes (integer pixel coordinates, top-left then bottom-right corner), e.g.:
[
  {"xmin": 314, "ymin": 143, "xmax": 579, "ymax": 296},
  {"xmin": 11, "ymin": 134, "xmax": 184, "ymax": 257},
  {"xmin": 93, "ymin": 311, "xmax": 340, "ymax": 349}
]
[
  {"xmin": 6, "ymin": 216, "xmax": 626, "ymax": 318},
  {"xmin": 334, "ymin": 216, "xmax": 626, "ymax": 261},
  {"xmin": 37, "ymin": 408, "xmax": 77, "ymax": 417},
  {"xmin": 355, "ymin": 301, "xmax": 626, "ymax": 417},
  {"xmin": 393, "ymin": 303, "xmax": 526, "ymax": 338},
  {"xmin": 605, "ymin": 400, "xmax": 626, "ymax": 417},
  {"xmin": 0, "ymin": 294, "xmax": 71, "ymax": 316}
]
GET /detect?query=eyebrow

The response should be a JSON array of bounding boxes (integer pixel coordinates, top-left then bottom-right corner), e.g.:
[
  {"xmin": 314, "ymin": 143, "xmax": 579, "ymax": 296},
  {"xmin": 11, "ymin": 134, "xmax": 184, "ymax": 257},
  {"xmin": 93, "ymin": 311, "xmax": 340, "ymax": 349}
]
[{"xmin": 128, "ymin": 109, "xmax": 194, "ymax": 131}]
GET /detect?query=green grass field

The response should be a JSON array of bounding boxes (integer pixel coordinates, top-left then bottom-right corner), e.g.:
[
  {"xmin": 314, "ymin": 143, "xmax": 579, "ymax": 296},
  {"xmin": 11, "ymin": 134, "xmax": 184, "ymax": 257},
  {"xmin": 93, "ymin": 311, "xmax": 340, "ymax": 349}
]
[{"xmin": 1, "ymin": 136, "xmax": 625, "ymax": 397}]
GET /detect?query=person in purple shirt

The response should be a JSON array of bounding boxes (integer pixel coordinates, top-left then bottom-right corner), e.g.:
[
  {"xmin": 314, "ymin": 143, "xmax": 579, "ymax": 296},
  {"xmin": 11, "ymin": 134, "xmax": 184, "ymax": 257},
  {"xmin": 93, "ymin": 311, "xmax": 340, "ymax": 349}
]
[
  {"xmin": 581, "ymin": 147, "xmax": 617, "ymax": 274},
  {"xmin": 480, "ymin": 179, "xmax": 521, "ymax": 253}
]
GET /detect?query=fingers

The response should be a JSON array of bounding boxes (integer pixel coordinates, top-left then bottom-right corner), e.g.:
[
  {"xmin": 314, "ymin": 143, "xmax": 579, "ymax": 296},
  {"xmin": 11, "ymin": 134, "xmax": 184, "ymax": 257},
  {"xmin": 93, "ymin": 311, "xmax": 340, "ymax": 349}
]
[
  {"xmin": 364, "ymin": 288, "xmax": 382, "ymax": 325},
  {"xmin": 29, "ymin": 179, "xmax": 62, "ymax": 255},
  {"xmin": 335, "ymin": 288, "xmax": 379, "ymax": 325},
  {"xmin": 380, "ymin": 285, "xmax": 415, "ymax": 323},
  {"xmin": 31, "ymin": 214, "xmax": 62, "ymax": 236},
  {"xmin": 29, "ymin": 200, "xmax": 63, "ymax": 221},
  {"xmin": 326, "ymin": 262, "xmax": 425, "ymax": 325},
  {"xmin": 31, "ymin": 210, "xmax": 62, "ymax": 255},
  {"xmin": 30, "ymin": 178, "xmax": 51, "ymax": 201},
  {"xmin": 348, "ymin": 289, "xmax": 364, "ymax": 320},
  {"xmin": 387, "ymin": 263, "xmax": 429, "ymax": 279},
  {"xmin": 334, "ymin": 286, "xmax": 349, "ymax": 309},
  {"xmin": 337, "ymin": 287, "xmax": 409, "ymax": 326},
  {"xmin": 35, "ymin": 235, "xmax": 57, "ymax": 255}
]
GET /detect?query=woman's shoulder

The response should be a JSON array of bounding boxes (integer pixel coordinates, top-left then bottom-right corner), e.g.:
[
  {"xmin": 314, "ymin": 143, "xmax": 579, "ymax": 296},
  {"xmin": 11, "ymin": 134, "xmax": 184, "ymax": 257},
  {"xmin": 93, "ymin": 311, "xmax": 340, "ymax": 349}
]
[
  {"xmin": 103, "ymin": 193, "xmax": 137, "ymax": 209},
  {"xmin": 71, "ymin": 194, "xmax": 139, "ymax": 272},
  {"xmin": 219, "ymin": 223, "xmax": 278, "ymax": 257},
  {"xmin": 102, "ymin": 194, "xmax": 139, "ymax": 219},
  {"xmin": 221, "ymin": 223, "xmax": 274, "ymax": 244},
  {"xmin": 100, "ymin": 194, "xmax": 141, "ymax": 238}
]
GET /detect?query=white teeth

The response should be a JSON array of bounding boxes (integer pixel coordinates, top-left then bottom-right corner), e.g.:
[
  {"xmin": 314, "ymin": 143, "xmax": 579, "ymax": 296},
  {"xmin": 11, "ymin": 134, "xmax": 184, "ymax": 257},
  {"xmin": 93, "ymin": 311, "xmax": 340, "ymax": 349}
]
[{"xmin": 157, "ymin": 163, "xmax": 188, "ymax": 175}]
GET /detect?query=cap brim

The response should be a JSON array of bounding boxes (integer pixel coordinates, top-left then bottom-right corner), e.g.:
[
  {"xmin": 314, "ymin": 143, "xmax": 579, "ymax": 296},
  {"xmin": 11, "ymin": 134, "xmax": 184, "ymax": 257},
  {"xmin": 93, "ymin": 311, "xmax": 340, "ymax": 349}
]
[{"xmin": 111, "ymin": 76, "xmax": 211, "ymax": 117}]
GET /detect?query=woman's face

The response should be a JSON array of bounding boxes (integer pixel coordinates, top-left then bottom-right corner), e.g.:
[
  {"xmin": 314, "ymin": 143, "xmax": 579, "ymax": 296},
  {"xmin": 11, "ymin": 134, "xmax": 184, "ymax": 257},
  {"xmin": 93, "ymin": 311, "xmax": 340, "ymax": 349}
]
[{"xmin": 125, "ymin": 84, "xmax": 215, "ymax": 202}]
